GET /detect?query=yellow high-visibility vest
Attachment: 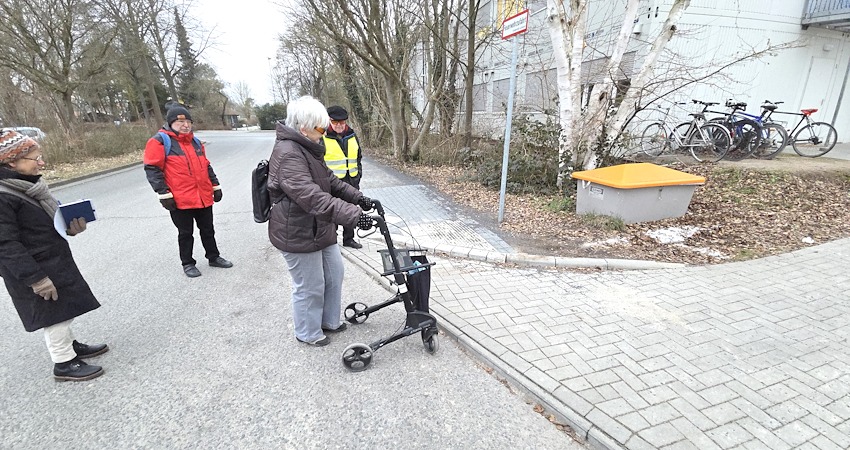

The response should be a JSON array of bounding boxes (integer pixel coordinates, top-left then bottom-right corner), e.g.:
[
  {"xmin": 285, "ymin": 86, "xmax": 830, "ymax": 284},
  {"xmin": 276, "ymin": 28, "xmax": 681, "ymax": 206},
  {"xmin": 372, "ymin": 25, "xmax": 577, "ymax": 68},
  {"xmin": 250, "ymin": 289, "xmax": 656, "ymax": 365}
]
[{"xmin": 323, "ymin": 135, "xmax": 359, "ymax": 178}]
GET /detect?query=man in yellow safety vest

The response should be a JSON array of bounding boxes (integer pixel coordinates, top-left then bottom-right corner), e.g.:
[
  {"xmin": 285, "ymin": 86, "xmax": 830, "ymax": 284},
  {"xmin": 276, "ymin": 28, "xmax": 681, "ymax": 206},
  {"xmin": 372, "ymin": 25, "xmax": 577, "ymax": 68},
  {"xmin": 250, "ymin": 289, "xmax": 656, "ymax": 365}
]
[{"xmin": 323, "ymin": 105, "xmax": 364, "ymax": 248}]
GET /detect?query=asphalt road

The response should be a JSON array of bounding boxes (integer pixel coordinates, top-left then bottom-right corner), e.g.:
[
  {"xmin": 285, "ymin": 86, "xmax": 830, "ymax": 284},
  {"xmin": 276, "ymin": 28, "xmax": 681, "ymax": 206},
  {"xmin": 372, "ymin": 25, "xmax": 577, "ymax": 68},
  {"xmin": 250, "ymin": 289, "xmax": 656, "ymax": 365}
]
[{"xmin": 0, "ymin": 130, "xmax": 585, "ymax": 449}]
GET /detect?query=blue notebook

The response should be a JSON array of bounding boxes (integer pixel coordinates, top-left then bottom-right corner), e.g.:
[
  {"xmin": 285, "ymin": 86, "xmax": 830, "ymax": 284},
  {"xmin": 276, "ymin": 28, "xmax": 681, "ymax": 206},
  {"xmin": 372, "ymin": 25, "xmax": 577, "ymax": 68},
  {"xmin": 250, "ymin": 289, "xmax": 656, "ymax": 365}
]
[{"xmin": 59, "ymin": 199, "xmax": 96, "ymax": 228}]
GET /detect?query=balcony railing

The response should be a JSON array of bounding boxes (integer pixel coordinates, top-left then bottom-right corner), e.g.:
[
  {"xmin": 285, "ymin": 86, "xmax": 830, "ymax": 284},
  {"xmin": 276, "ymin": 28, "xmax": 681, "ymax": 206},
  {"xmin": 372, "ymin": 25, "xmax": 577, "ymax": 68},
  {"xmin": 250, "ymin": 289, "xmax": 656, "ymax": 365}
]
[{"xmin": 803, "ymin": 0, "xmax": 850, "ymax": 30}]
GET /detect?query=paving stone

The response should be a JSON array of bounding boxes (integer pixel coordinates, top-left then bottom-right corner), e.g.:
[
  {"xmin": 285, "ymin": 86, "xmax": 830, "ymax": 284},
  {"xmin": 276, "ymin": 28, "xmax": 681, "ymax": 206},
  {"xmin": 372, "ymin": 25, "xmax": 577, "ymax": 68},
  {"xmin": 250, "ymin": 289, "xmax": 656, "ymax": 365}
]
[
  {"xmin": 773, "ymin": 420, "xmax": 819, "ymax": 447},
  {"xmin": 765, "ymin": 399, "xmax": 809, "ymax": 423},
  {"xmin": 698, "ymin": 384, "xmax": 739, "ymax": 406},
  {"xmin": 586, "ymin": 408, "xmax": 633, "ymax": 444},
  {"xmin": 702, "ymin": 401, "xmax": 747, "ymax": 427},
  {"xmin": 801, "ymin": 413, "xmax": 850, "ymax": 449},
  {"xmin": 705, "ymin": 423, "xmax": 755, "ymax": 448},
  {"xmin": 638, "ymin": 402, "xmax": 681, "ymax": 427},
  {"xmin": 669, "ymin": 417, "xmax": 722, "ymax": 450},
  {"xmin": 759, "ymin": 382, "xmax": 801, "ymax": 404},
  {"xmin": 639, "ymin": 422, "xmax": 685, "ymax": 448}
]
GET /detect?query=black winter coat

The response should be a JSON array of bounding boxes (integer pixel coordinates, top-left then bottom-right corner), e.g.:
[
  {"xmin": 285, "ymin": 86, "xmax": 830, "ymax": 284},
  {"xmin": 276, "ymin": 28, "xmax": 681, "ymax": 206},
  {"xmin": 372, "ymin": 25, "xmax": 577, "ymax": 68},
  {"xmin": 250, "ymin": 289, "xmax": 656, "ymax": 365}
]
[
  {"xmin": 267, "ymin": 123, "xmax": 364, "ymax": 253},
  {"xmin": 0, "ymin": 168, "xmax": 100, "ymax": 332}
]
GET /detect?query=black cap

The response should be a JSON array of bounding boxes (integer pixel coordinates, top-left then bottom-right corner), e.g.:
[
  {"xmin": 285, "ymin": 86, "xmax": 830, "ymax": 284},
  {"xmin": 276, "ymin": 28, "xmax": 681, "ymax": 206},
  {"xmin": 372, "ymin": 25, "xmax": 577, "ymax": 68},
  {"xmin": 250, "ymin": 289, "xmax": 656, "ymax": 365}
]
[
  {"xmin": 166, "ymin": 106, "xmax": 192, "ymax": 127},
  {"xmin": 327, "ymin": 105, "xmax": 348, "ymax": 121}
]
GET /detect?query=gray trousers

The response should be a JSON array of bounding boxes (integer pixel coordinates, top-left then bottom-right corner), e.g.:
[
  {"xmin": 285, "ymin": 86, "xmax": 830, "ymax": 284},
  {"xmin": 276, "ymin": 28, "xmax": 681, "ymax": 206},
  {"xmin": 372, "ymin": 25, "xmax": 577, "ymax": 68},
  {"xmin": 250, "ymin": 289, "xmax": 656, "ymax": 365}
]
[{"xmin": 281, "ymin": 244, "xmax": 345, "ymax": 343}]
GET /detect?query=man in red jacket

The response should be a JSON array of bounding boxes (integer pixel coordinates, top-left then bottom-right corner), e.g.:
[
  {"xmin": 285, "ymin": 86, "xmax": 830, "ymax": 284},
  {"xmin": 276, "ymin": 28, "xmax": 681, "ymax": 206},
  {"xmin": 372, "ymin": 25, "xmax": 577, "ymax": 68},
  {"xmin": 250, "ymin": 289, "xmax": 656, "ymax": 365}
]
[{"xmin": 143, "ymin": 105, "xmax": 233, "ymax": 277}]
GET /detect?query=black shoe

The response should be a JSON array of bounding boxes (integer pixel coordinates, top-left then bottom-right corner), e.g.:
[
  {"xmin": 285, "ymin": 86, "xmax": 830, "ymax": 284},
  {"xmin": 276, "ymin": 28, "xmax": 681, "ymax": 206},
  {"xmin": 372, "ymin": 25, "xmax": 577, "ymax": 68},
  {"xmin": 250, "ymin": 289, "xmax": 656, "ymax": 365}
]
[
  {"xmin": 296, "ymin": 336, "xmax": 330, "ymax": 347},
  {"xmin": 72, "ymin": 340, "xmax": 109, "ymax": 359},
  {"xmin": 208, "ymin": 257, "xmax": 233, "ymax": 268},
  {"xmin": 54, "ymin": 358, "xmax": 104, "ymax": 382},
  {"xmin": 183, "ymin": 264, "xmax": 202, "ymax": 278},
  {"xmin": 322, "ymin": 323, "xmax": 348, "ymax": 333},
  {"xmin": 342, "ymin": 240, "xmax": 363, "ymax": 249}
]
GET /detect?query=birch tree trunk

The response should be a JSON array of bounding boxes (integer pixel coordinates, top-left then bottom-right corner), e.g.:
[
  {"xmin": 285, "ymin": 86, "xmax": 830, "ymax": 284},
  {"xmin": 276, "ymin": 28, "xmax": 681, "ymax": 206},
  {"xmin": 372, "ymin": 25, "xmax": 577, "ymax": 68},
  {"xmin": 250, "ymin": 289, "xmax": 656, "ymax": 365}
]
[
  {"xmin": 607, "ymin": 0, "xmax": 691, "ymax": 151},
  {"xmin": 581, "ymin": 0, "xmax": 641, "ymax": 169},
  {"xmin": 547, "ymin": 0, "xmax": 587, "ymax": 187}
]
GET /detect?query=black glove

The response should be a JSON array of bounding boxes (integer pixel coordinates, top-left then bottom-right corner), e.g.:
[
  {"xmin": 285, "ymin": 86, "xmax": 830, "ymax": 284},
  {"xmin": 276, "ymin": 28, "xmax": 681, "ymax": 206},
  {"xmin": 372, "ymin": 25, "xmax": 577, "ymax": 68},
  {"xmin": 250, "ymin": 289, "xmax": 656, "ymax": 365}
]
[
  {"xmin": 357, "ymin": 213, "xmax": 374, "ymax": 231},
  {"xmin": 158, "ymin": 192, "xmax": 177, "ymax": 211},
  {"xmin": 213, "ymin": 188, "xmax": 223, "ymax": 202},
  {"xmin": 358, "ymin": 196, "xmax": 373, "ymax": 211}
]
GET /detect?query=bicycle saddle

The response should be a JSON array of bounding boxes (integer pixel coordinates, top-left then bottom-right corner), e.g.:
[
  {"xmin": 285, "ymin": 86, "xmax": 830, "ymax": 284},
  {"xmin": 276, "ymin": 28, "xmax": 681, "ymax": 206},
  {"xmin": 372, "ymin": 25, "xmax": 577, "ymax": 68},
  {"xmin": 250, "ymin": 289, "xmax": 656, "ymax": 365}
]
[
  {"xmin": 761, "ymin": 104, "xmax": 778, "ymax": 111},
  {"xmin": 801, "ymin": 108, "xmax": 818, "ymax": 116},
  {"xmin": 726, "ymin": 101, "xmax": 747, "ymax": 109},
  {"xmin": 688, "ymin": 113, "xmax": 705, "ymax": 119},
  {"xmin": 692, "ymin": 100, "xmax": 718, "ymax": 106}
]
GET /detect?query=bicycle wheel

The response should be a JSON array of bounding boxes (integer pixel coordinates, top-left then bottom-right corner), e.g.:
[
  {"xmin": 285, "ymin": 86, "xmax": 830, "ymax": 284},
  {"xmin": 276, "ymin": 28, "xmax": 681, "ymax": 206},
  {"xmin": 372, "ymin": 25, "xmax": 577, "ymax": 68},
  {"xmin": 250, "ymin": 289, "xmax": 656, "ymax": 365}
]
[
  {"xmin": 689, "ymin": 123, "xmax": 730, "ymax": 163},
  {"xmin": 724, "ymin": 119, "xmax": 761, "ymax": 161},
  {"xmin": 753, "ymin": 123, "xmax": 788, "ymax": 159},
  {"xmin": 791, "ymin": 122, "xmax": 837, "ymax": 157},
  {"xmin": 640, "ymin": 122, "xmax": 668, "ymax": 157}
]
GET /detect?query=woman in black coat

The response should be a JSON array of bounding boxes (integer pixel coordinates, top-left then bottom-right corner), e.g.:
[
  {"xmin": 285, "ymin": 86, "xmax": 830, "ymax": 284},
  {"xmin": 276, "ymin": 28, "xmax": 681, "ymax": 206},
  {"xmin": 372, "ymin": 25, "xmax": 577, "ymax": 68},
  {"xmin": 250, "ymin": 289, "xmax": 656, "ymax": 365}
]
[{"xmin": 0, "ymin": 130, "xmax": 108, "ymax": 381}]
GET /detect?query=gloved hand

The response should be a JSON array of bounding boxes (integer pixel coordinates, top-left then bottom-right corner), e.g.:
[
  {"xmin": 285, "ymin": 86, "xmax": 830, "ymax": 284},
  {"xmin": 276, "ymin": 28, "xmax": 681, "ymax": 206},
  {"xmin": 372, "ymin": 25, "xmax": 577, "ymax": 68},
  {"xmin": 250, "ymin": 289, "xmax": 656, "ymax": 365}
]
[
  {"xmin": 31, "ymin": 277, "xmax": 58, "ymax": 301},
  {"xmin": 358, "ymin": 196, "xmax": 373, "ymax": 211},
  {"xmin": 213, "ymin": 188, "xmax": 223, "ymax": 202},
  {"xmin": 158, "ymin": 192, "xmax": 177, "ymax": 211},
  {"xmin": 357, "ymin": 213, "xmax": 374, "ymax": 231},
  {"xmin": 66, "ymin": 217, "xmax": 87, "ymax": 236}
]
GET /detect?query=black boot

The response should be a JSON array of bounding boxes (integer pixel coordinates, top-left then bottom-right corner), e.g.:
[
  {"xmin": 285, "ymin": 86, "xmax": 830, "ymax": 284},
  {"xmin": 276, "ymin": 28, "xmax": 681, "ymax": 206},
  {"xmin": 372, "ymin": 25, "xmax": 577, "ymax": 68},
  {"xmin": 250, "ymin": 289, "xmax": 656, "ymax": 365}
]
[
  {"xmin": 54, "ymin": 358, "xmax": 103, "ymax": 382},
  {"xmin": 72, "ymin": 340, "xmax": 109, "ymax": 358}
]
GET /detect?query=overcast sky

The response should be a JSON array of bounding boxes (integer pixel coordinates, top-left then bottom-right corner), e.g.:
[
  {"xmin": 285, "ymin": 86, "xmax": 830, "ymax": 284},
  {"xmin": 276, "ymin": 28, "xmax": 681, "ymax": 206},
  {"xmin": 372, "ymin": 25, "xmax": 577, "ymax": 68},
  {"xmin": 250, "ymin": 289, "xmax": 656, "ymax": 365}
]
[{"xmin": 194, "ymin": 0, "xmax": 287, "ymax": 105}]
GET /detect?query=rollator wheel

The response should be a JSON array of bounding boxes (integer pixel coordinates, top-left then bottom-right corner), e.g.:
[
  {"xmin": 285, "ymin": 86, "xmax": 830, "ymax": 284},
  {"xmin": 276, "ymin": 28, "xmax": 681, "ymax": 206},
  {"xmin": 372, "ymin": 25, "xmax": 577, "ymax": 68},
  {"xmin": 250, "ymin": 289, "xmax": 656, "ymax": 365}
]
[
  {"xmin": 423, "ymin": 335, "xmax": 439, "ymax": 354},
  {"xmin": 342, "ymin": 343, "xmax": 373, "ymax": 372},
  {"xmin": 344, "ymin": 302, "xmax": 369, "ymax": 324}
]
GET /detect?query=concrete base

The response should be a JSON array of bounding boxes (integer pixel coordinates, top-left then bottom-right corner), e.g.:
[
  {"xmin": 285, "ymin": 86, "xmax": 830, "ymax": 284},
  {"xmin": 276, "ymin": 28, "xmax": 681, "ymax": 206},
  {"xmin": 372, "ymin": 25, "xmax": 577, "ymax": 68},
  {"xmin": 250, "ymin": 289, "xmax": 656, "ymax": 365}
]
[{"xmin": 575, "ymin": 180, "xmax": 698, "ymax": 224}]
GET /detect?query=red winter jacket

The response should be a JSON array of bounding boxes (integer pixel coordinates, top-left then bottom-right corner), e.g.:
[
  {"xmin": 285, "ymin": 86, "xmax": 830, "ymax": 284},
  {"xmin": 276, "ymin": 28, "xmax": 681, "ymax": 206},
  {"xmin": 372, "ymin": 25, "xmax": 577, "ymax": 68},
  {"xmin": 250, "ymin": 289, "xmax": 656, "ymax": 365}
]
[{"xmin": 143, "ymin": 128, "xmax": 220, "ymax": 209}]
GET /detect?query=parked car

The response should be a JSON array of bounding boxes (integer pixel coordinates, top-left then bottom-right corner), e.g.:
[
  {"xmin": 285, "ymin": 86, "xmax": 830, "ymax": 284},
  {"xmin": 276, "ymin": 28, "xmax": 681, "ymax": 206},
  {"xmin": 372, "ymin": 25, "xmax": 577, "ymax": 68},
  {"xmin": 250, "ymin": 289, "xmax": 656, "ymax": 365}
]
[{"xmin": 2, "ymin": 126, "xmax": 46, "ymax": 141}]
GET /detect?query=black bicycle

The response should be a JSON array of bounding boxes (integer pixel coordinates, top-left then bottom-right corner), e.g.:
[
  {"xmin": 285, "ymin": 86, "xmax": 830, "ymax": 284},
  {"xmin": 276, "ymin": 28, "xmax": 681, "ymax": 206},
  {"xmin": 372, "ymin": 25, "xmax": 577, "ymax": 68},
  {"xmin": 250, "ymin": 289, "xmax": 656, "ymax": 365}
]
[
  {"xmin": 341, "ymin": 200, "xmax": 439, "ymax": 372},
  {"xmin": 772, "ymin": 107, "xmax": 838, "ymax": 157}
]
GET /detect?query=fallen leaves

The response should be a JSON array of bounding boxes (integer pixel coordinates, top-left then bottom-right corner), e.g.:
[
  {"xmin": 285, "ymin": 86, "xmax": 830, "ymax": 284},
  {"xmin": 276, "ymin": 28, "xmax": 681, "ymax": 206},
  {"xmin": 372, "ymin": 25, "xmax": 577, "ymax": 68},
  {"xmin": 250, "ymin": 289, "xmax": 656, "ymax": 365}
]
[{"xmin": 392, "ymin": 157, "xmax": 850, "ymax": 265}]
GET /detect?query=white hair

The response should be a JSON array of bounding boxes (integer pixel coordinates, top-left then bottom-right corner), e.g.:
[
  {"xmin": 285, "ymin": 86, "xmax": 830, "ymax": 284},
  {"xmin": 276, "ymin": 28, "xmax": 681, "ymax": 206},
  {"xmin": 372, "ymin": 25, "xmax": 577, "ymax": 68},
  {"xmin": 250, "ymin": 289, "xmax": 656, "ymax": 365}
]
[{"xmin": 285, "ymin": 96, "xmax": 330, "ymax": 130}]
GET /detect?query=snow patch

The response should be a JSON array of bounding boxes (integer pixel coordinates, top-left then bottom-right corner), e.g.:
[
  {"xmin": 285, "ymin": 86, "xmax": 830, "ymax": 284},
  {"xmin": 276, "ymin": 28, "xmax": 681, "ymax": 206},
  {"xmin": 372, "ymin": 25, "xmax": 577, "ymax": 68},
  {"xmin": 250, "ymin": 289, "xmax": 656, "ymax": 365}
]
[{"xmin": 646, "ymin": 226, "xmax": 701, "ymax": 244}]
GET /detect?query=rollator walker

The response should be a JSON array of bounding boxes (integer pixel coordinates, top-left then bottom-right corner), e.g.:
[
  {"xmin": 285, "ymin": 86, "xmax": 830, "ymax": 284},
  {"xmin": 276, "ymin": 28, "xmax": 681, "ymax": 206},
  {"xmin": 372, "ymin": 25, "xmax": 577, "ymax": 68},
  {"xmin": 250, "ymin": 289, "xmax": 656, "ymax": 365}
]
[{"xmin": 341, "ymin": 200, "xmax": 438, "ymax": 372}]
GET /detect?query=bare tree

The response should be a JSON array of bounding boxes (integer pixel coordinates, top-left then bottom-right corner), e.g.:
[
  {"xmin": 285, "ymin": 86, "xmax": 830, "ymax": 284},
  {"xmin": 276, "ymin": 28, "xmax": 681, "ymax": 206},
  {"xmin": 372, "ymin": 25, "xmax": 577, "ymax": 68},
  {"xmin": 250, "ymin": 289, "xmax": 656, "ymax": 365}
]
[
  {"xmin": 0, "ymin": 0, "xmax": 114, "ymax": 131},
  {"xmin": 290, "ymin": 0, "xmax": 420, "ymax": 161}
]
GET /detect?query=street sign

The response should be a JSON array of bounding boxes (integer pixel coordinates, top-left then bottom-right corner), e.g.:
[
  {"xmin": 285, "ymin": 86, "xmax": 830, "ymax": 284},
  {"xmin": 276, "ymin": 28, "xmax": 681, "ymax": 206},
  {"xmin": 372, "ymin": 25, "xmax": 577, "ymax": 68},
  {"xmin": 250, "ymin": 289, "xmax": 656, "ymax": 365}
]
[{"xmin": 502, "ymin": 9, "xmax": 529, "ymax": 40}]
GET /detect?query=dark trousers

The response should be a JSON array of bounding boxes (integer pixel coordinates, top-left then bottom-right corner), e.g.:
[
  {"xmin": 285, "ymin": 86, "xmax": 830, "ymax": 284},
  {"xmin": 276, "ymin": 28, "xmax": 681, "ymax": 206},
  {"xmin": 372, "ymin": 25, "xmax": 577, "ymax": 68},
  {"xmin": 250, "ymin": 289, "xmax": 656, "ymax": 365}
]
[
  {"xmin": 169, "ymin": 206, "xmax": 220, "ymax": 266},
  {"xmin": 341, "ymin": 176, "xmax": 360, "ymax": 242}
]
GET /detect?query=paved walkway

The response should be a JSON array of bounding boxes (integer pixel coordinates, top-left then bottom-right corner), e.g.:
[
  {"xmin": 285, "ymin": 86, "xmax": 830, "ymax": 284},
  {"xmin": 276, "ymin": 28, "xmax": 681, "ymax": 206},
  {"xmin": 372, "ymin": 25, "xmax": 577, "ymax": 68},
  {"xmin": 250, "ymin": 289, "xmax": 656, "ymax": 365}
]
[{"xmin": 344, "ymin": 157, "xmax": 850, "ymax": 449}]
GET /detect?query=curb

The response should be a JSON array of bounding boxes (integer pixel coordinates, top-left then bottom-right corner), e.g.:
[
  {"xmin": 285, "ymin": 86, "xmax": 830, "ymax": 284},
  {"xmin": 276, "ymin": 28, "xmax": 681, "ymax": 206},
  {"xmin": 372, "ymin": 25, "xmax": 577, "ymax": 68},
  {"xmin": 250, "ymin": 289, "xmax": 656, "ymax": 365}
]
[
  {"xmin": 382, "ymin": 235, "xmax": 686, "ymax": 271},
  {"xmin": 48, "ymin": 161, "xmax": 143, "ymax": 188},
  {"xmin": 340, "ymin": 247, "xmax": 622, "ymax": 450}
]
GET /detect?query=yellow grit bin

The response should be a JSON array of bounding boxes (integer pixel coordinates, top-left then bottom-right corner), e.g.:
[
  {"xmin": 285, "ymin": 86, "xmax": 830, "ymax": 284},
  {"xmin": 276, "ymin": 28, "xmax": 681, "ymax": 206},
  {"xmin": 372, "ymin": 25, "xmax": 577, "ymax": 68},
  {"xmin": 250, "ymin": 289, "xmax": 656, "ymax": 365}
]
[{"xmin": 571, "ymin": 163, "xmax": 706, "ymax": 224}]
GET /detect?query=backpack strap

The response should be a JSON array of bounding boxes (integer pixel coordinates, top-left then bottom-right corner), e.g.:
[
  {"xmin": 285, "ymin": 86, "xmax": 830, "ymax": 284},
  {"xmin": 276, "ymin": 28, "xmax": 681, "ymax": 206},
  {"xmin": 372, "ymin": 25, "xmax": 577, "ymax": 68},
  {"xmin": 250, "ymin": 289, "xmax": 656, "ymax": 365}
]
[
  {"xmin": 156, "ymin": 131, "xmax": 173, "ymax": 156},
  {"xmin": 156, "ymin": 132, "xmax": 202, "ymax": 157}
]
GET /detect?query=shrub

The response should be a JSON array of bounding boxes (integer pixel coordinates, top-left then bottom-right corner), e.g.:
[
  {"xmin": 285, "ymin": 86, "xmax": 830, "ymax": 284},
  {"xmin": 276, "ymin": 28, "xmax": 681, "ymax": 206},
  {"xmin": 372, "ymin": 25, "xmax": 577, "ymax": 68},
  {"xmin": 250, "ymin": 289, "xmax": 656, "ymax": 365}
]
[{"xmin": 45, "ymin": 123, "xmax": 153, "ymax": 165}]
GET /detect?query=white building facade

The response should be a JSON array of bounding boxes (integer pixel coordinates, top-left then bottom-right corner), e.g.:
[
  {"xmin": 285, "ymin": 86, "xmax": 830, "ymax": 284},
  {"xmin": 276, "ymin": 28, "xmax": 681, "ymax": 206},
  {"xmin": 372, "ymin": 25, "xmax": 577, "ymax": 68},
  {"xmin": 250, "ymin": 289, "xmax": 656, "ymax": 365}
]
[{"xmin": 457, "ymin": 0, "xmax": 850, "ymax": 140}]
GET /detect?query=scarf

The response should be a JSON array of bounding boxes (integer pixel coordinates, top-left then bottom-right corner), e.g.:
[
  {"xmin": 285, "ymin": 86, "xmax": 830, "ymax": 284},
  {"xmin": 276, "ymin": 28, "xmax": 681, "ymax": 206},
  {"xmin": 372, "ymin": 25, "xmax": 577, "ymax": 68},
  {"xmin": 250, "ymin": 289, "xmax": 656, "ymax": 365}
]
[{"xmin": 0, "ymin": 177, "xmax": 59, "ymax": 219}]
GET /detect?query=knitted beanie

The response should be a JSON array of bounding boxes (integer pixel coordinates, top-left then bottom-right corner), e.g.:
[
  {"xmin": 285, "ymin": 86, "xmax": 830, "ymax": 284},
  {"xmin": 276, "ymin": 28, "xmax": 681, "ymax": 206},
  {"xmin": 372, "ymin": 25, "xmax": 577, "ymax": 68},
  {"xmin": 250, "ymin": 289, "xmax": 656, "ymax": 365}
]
[
  {"xmin": 0, "ymin": 130, "xmax": 40, "ymax": 164},
  {"xmin": 166, "ymin": 106, "xmax": 193, "ymax": 127}
]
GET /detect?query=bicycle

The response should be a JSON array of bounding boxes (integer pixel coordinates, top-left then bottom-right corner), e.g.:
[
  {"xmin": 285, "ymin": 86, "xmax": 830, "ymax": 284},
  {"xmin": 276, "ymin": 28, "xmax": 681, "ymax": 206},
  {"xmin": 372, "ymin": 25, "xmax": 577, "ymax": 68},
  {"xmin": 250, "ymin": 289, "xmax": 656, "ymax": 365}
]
[
  {"xmin": 639, "ymin": 100, "xmax": 731, "ymax": 163},
  {"xmin": 771, "ymin": 107, "xmax": 837, "ymax": 157},
  {"xmin": 745, "ymin": 100, "xmax": 789, "ymax": 160},
  {"xmin": 707, "ymin": 100, "xmax": 763, "ymax": 161}
]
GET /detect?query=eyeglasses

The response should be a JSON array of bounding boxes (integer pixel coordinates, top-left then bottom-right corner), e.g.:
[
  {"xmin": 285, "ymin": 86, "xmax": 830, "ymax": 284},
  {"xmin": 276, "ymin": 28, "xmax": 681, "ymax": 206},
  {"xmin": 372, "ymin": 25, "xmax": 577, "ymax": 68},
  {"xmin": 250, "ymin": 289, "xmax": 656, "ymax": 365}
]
[
  {"xmin": 314, "ymin": 126, "xmax": 326, "ymax": 134},
  {"xmin": 20, "ymin": 155, "xmax": 44, "ymax": 162},
  {"xmin": 330, "ymin": 120, "xmax": 346, "ymax": 125}
]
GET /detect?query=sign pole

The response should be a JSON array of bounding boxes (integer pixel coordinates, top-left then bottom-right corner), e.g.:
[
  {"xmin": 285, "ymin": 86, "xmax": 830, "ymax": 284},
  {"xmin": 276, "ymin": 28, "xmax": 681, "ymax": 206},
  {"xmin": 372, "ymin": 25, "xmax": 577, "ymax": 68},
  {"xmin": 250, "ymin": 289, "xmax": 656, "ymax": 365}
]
[
  {"xmin": 498, "ymin": 38, "xmax": 519, "ymax": 224},
  {"xmin": 497, "ymin": 9, "xmax": 528, "ymax": 225}
]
